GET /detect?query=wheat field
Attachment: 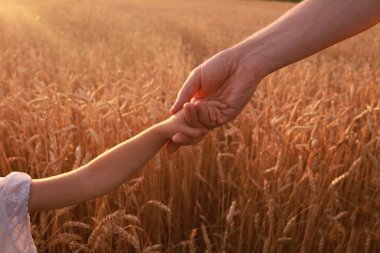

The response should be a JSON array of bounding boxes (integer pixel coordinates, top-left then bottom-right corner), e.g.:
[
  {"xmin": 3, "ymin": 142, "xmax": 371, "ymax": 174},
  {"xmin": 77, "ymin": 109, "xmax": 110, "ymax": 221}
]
[{"xmin": 0, "ymin": 0, "xmax": 380, "ymax": 252}]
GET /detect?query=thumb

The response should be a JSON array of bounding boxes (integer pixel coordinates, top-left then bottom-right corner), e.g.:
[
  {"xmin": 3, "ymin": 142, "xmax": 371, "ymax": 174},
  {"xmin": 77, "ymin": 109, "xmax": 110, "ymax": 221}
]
[
  {"xmin": 170, "ymin": 68, "xmax": 201, "ymax": 114},
  {"xmin": 166, "ymin": 140, "xmax": 181, "ymax": 153}
]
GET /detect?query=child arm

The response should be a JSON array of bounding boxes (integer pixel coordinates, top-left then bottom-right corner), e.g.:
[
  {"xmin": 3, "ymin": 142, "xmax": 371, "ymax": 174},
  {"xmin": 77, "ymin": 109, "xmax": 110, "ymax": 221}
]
[{"xmin": 28, "ymin": 110, "xmax": 206, "ymax": 212}]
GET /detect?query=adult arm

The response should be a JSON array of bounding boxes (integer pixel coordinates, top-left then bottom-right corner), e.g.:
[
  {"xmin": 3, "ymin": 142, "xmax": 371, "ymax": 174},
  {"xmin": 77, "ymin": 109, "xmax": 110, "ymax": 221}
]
[
  {"xmin": 167, "ymin": 0, "xmax": 380, "ymax": 151},
  {"xmin": 233, "ymin": 0, "xmax": 380, "ymax": 77}
]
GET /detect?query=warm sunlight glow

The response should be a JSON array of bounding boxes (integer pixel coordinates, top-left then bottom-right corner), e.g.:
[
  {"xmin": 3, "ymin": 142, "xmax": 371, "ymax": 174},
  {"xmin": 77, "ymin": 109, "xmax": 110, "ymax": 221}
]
[{"xmin": 1, "ymin": 0, "xmax": 379, "ymax": 252}]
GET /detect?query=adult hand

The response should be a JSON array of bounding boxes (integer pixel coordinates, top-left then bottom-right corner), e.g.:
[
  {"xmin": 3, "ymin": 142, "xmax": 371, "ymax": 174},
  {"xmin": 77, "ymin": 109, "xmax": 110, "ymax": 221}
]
[
  {"xmin": 166, "ymin": 48, "xmax": 265, "ymax": 152},
  {"xmin": 166, "ymin": 0, "xmax": 380, "ymax": 153},
  {"xmin": 170, "ymin": 49, "xmax": 264, "ymax": 126}
]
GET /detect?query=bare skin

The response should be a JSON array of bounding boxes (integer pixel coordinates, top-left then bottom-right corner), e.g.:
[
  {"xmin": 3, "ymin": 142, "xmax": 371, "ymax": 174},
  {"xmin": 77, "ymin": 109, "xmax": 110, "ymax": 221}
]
[
  {"xmin": 167, "ymin": 0, "xmax": 380, "ymax": 152},
  {"xmin": 29, "ymin": 109, "xmax": 208, "ymax": 212}
]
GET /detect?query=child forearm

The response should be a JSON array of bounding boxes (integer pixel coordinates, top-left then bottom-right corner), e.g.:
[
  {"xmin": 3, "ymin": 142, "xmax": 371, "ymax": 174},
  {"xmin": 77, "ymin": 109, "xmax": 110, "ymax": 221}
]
[{"xmin": 29, "ymin": 123, "xmax": 169, "ymax": 211}]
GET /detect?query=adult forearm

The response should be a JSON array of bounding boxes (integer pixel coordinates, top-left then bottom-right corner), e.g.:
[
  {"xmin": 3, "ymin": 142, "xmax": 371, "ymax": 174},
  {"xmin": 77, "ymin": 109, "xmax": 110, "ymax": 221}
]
[{"xmin": 233, "ymin": 0, "xmax": 380, "ymax": 76}]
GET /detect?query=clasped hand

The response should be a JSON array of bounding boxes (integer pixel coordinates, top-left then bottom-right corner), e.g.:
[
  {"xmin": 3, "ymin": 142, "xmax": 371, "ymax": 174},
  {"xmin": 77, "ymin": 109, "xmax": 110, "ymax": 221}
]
[{"xmin": 167, "ymin": 48, "xmax": 265, "ymax": 152}]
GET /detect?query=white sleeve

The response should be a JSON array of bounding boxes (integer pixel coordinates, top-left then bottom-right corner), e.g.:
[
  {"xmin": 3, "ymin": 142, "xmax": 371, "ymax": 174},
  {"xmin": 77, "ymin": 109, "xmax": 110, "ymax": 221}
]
[{"xmin": 0, "ymin": 172, "xmax": 37, "ymax": 253}]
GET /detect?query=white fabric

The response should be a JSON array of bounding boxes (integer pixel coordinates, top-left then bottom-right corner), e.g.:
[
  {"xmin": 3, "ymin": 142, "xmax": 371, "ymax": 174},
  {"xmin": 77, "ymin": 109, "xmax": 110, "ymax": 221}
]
[{"xmin": 0, "ymin": 172, "xmax": 37, "ymax": 253}]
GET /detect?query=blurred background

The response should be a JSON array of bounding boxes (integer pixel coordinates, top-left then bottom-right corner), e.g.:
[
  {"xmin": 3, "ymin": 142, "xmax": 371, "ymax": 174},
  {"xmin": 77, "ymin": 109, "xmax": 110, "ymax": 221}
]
[{"xmin": 0, "ymin": 0, "xmax": 379, "ymax": 252}]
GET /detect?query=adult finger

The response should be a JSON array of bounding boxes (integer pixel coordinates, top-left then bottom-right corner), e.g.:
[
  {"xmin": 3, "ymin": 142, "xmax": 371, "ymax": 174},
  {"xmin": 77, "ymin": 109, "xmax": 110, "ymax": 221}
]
[{"xmin": 170, "ymin": 68, "xmax": 201, "ymax": 114}]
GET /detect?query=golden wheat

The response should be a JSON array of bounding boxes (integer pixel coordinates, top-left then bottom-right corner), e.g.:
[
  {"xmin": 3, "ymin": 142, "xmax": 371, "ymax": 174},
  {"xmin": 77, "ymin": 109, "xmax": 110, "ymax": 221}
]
[{"xmin": 1, "ymin": 0, "xmax": 380, "ymax": 252}]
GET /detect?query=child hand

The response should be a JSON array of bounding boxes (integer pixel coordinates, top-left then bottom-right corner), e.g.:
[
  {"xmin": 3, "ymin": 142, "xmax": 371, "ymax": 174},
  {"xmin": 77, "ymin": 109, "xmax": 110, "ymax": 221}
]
[
  {"xmin": 166, "ymin": 99, "xmax": 228, "ymax": 152},
  {"xmin": 159, "ymin": 109, "xmax": 208, "ymax": 141},
  {"xmin": 184, "ymin": 99, "xmax": 228, "ymax": 129}
]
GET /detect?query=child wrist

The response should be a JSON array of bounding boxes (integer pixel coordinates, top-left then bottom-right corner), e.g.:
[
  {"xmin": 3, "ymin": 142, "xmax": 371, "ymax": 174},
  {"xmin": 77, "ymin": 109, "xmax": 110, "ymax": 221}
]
[{"xmin": 155, "ymin": 121, "xmax": 173, "ymax": 140}]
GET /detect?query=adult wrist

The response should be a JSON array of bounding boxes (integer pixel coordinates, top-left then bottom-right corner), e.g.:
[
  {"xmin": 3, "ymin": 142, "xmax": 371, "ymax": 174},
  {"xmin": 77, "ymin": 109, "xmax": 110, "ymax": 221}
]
[{"xmin": 227, "ymin": 43, "xmax": 269, "ymax": 82}]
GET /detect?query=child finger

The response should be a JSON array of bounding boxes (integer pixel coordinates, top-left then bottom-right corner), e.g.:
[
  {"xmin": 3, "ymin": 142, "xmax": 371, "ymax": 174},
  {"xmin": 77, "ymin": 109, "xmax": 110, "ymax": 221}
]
[
  {"xmin": 210, "ymin": 106, "xmax": 225, "ymax": 125},
  {"xmin": 196, "ymin": 101, "xmax": 220, "ymax": 128},
  {"xmin": 195, "ymin": 102, "xmax": 217, "ymax": 128},
  {"xmin": 184, "ymin": 103, "xmax": 203, "ymax": 128},
  {"xmin": 216, "ymin": 109, "xmax": 224, "ymax": 125}
]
